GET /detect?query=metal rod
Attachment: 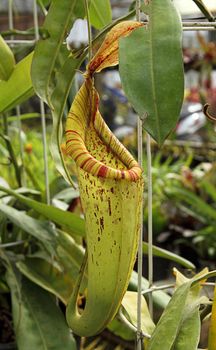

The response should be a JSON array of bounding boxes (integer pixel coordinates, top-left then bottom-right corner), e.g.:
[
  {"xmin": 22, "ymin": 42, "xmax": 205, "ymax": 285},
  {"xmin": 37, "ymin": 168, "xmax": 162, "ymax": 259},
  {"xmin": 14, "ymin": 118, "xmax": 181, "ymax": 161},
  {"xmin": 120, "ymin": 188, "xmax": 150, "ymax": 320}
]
[
  {"xmin": 137, "ymin": 117, "xmax": 144, "ymax": 350},
  {"xmin": 142, "ymin": 283, "xmax": 175, "ymax": 296},
  {"xmin": 146, "ymin": 133, "xmax": 153, "ymax": 316},
  {"xmin": 182, "ymin": 21, "xmax": 216, "ymax": 26},
  {"xmin": 183, "ymin": 27, "xmax": 216, "ymax": 31},
  {"xmin": 16, "ymin": 105, "xmax": 26, "ymax": 186},
  {"xmin": 8, "ymin": 0, "xmax": 13, "ymax": 32},
  {"xmin": 33, "ymin": 0, "xmax": 51, "ymax": 205},
  {"xmin": 136, "ymin": 1, "xmax": 144, "ymax": 350},
  {"xmin": 5, "ymin": 39, "xmax": 36, "ymax": 44}
]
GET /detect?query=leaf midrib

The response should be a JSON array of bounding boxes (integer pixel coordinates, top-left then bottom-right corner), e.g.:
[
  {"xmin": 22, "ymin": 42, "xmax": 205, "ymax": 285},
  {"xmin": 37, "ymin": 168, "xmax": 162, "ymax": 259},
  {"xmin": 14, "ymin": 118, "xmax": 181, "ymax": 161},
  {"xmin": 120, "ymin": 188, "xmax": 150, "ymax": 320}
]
[{"xmin": 148, "ymin": 6, "xmax": 160, "ymax": 144}]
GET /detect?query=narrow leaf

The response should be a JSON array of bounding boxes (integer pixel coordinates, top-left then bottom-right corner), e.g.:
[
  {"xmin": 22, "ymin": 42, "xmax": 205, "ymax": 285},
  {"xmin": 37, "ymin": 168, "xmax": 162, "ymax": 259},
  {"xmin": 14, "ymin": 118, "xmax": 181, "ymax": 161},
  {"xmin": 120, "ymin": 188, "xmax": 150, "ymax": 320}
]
[
  {"xmin": 0, "ymin": 186, "xmax": 85, "ymax": 237},
  {"xmin": 89, "ymin": 0, "xmax": 112, "ymax": 29},
  {"xmin": 146, "ymin": 282, "xmax": 192, "ymax": 350},
  {"xmin": 6, "ymin": 270, "xmax": 77, "ymax": 350},
  {"xmin": 166, "ymin": 186, "xmax": 216, "ymax": 223},
  {"xmin": 31, "ymin": 0, "xmax": 85, "ymax": 106},
  {"xmin": 17, "ymin": 257, "xmax": 74, "ymax": 304},
  {"xmin": 0, "ymin": 35, "xmax": 15, "ymax": 80},
  {"xmin": 0, "ymin": 52, "xmax": 34, "ymax": 113},
  {"xmin": 119, "ymin": 1, "xmax": 184, "ymax": 145},
  {"xmin": 143, "ymin": 242, "xmax": 195, "ymax": 269},
  {"xmin": 0, "ymin": 202, "xmax": 56, "ymax": 252},
  {"xmin": 50, "ymin": 55, "xmax": 84, "ymax": 186},
  {"xmin": 174, "ymin": 306, "xmax": 200, "ymax": 350}
]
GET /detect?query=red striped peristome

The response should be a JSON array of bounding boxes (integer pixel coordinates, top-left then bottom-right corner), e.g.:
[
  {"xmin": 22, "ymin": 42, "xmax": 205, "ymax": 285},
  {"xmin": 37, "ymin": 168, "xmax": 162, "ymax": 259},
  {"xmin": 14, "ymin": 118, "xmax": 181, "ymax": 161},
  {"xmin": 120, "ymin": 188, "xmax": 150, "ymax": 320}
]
[{"xmin": 66, "ymin": 78, "xmax": 142, "ymax": 182}]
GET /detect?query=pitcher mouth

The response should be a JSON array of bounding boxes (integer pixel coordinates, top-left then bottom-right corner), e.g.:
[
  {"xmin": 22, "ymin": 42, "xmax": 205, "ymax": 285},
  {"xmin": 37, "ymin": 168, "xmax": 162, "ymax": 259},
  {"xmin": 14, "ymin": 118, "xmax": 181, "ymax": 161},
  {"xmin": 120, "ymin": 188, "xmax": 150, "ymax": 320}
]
[{"xmin": 66, "ymin": 79, "xmax": 142, "ymax": 182}]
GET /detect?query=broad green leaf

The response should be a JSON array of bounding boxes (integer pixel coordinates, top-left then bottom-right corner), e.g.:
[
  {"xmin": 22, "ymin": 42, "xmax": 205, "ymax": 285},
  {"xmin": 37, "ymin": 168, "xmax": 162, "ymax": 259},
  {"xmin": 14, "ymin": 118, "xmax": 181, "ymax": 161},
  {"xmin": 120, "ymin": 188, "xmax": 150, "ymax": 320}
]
[
  {"xmin": 89, "ymin": 0, "xmax": 112, "ymax": 29},
  {"xmin": 119, "ymin": 1, "xmax": 184, "ymax": 145},
  {"xmin": 0, "ymin": 35, "xmax": 15, "ymax": 80},
  {"xmin": 50, "ymin": 55, "xmax": 84, "ymax": 186},
  {"xmin": 0, "ymin": 186, "xmax": 85, "ymax": 237},
  {"xmin": 174, "ymin": 307, "xmax": 200, "ymax": 350},
  {"xmin": 6, "ymin": 269, "xmax": 77, "ymax": 350},
  {"xmin": 208, "ymin": 284, "xmax": 216, "ymax": 350},
  {"xmin": 31, "ymin": 0, "xmax": 85, "ymax": 106},
  {"xmin": 0, "ymin": 202, "xmax": 56, "ymax": 253},
  {"xmin": 17, "ymin": 256, "xmax": 74, "ymax": 304},
  {"xmin": 143, "ymin": 242, "xmax": 195, "ymax": 269},
  {"xmin": 129, "ymin": 271, "xmax": 170, "ymax": 310},
  {"xmin": 0, "ymin": 52, "xmax": 34, "ymax": 113},
  {"xmin": 146, "ymin": 282, "xmax": 192, "ymax": 350},
  {"xmin": 121, "ymin": 291, "xmax": 155, "ymax": 336}
]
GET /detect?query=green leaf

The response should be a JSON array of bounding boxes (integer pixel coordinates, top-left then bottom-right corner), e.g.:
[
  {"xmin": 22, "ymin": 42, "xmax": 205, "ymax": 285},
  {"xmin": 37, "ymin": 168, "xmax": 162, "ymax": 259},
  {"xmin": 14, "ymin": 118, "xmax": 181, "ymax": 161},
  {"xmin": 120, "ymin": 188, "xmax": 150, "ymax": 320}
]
[
  {"xmin": 89, "ymin": 0, "xmax": 112, "ymax": 29},
  {"xmin": 6, "ymin": 269, "xmax": 77, "ymax": 350},
  {"xmin": 0, "ymin": 52, "xmax": 34, "ymax": 113},
  {"xmin": 0, "ymin": 202, "xmax": 56, "ymax": 253},
  {"xmin": 31, "ymin": 0, "xmax": 85, "ymax": 106},
  {"xmin": 119, "ymin": 1, "xmax": 184, "ymax": 145},
  {"xmin": 143, "ymin": 242, "xmax": 195, "ymax": 269},
  {"xmin": 208, "ymin": 285, "xmax": 216, "ymax": 350},
  {"xmin": 17, "ymin": 231, "xmax": 86, "ymax": 303},
  {"xmin": 146, "ymin": 282, "xmax": 192, "ymax": 350},
  {"xmin": 108, "ymin": 317, "xmax": 135, "ymax": 341},
  {"xmin": 121, "ymin": 291, "xmax": 155, "ymax": 336},
  {"xmin": 173, "ymin": 307, "xmax": 200, "ymax": 350},
  {"xmin": 17, "ymin": 256, "xmax": 74, "ymax": 304},
  {"xmin": 0, "ymin": 35, "xmax": 15, "ymax": 81},
  {"xmin": 0, "ymin": 186, "xmax": 85, "ymax": 237},
  {"xmin": 50, "ymin": 55, "xmax": 85, "ymax": 186}
]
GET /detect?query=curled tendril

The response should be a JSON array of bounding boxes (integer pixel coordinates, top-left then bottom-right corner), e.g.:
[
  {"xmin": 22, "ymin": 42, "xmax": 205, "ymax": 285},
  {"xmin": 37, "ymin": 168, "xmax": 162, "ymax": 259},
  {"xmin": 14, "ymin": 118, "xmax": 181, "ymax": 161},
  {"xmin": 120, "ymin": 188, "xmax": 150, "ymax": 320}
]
[{"xmin": 203, "ymin": 103, "xmax": 216, "ymax": 122}]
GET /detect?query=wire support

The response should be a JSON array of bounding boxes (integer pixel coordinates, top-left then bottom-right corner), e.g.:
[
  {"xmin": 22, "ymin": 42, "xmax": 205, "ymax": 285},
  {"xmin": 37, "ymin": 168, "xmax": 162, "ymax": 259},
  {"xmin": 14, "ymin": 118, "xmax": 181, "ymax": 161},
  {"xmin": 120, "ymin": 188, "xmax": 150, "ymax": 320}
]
[
  {"xmin": 5, "ymin": 39, "xmax": 36, "ymax": 44},
  {"xmin": 146, "ymin": 133, "xmax": 153, "ymax": 316},
  {"xmin": 33, "ymin": 0, "xmax": 50, "ymax": 205}
]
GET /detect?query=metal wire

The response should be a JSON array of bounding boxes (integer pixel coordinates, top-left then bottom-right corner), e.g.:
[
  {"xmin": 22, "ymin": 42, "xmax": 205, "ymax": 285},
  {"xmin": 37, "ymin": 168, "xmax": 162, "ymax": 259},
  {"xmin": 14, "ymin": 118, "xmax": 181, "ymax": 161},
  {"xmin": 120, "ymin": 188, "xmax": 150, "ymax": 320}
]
[
  {"xmin": 8, "ymin": 0, "xmax": 26, "ymax": 187},
  {"xmin": 135, "ymin": 1, "xmax": 144, "ymax": 349},
  {"xmin": 146, "ymin": 133, "xmax": 153, "ymax": 316},
  {"xmin": 5, "ymin": 39, "xmax": 36, "ymax": 44},
  {"xmin": 33, "ymin": 0, "xmax": 51, "ymax": 205}
]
